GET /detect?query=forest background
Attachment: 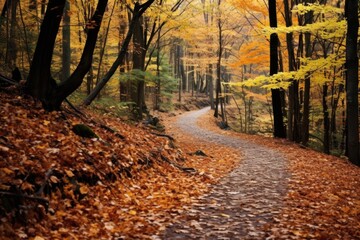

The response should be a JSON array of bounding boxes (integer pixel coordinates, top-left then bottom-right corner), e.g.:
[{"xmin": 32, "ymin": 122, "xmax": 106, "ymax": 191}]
[{"xmin": 0, "ymin": 0, "xmax": 359, "ymax": 163}]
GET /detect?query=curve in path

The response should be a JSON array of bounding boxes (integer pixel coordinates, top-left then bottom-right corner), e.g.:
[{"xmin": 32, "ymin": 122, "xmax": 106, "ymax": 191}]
[{"xmin": 162, "ymin": 107, "xmax": 290, "ymax": 239}]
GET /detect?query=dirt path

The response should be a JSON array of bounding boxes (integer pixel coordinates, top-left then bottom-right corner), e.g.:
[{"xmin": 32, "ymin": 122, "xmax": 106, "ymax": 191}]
[{"xmin": 161, "ymin": 107, "xmax": 290, "ymax": 239}]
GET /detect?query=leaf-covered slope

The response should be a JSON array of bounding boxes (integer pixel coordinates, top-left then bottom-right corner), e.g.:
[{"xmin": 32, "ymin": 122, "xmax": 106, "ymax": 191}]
[{"xmin": 0, "ymin": 89, "xmax": 219, "ymax": 239}]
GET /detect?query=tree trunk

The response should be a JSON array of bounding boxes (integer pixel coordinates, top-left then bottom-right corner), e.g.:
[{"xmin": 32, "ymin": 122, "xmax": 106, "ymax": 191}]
[
  {"xmin": 179, "ymin": 46, "xmax": 186, "ymax": 92},
  {"xmin": 293, "ymin": 80, "xmax": 301, "ymax": 142},
  {"xmin": 154, "ymin": 23, "xmax": 161, "ymax": 110},
  {"xmin": 214, "ymin": 0, "xmax": 225, "ymax": 123},
  {"xmin": 302, "ymin": 81, "xmax": 311, "ymax": 144},
  {"xmin": 340, "ymin": 98, "xmax": 346, "ymax": 153},
  {"xmin": 62, "ymin": 0, "xmax": 71, "ymax": 82},
  {"xmin": 5, "ymin": 0, "xmax": 19, "ymax": 69},
  {"xmin": 40, "ymin": 0, "xmax": 46, "ymax": 16},
  {"xmin": 345, "ymin": 0, "xmax": 359, "ymax": 165},
  {"xmin": 83, "ymin": 0, "xmax": 155, "ymax": 106},
  {"xmin": 26, "ymin": 0, "xmax": 66, "ymax": 102},
  {"xmin": 86, "ymin": 66, "xmax": 93, "ymax": 95},
  {"xmin": 26, "ymin": 0, "xmax": 108, "ymax": 111},
  {"xmin": 301, "ymin": 2, "xmax": 314, "ymax": 145},
  {"xmin": 330, "ymin": 83, "xmax": 343, "ymax": 149},
  {"xmin": 269, "ymin": 0, "xmax": 285, "ymax": 138},
  {"xmin": 119, "ymin": 5, "xmax": 128, "ymax": 102},
  {"xmin": 208, "ymin": 64, "xmax": 214, "ymax": 109},
  {"xmin": 55, "ymin": 0, "xmax": 107, "ymax": 107},
  {"xmin": 189, "ymin": 65, "xmax": 194, "ymax": 94},
  {"xmin": 323, "ymin": 84, "xmax": 330, "ymax": 154},
  {"xmin": 284, "ymin": 0, "xmax": 300, "ymax": 142},
  {"xmin": 287, "ymin": 82, "xmax": 294, "ymax": 140},
  {"xmin": 119, "ymin": 55, "xmax": 128, "ymax": 102}
]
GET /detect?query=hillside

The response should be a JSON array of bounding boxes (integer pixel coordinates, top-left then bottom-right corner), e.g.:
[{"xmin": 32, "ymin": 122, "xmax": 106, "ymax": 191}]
[{"xmin": 0, "ymin": 87, "xmax": 237, "ymax": 239}]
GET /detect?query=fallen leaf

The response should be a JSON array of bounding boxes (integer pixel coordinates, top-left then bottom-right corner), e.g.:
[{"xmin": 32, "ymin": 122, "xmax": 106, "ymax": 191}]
[
  {"xmin": 1, "ymin": 167, "xmax": 13, "ymax": 175},
  {"xmin": 34, "ymin": 236, "xmax": 45, "ymax": 240},
  {"xmin": 50, "ymin": 175, "xmax": 59, "ymax": 183},
  {"xmin": 79, "ymin": 185, "xmax": 89, "ymax": 195},
  {"xmin": 65, "ymin": 170, "xmax": 75, "ymax": 178},
  {"xmin": 129, "ymin": 210, "xmax": 137, "ymax": 215}
]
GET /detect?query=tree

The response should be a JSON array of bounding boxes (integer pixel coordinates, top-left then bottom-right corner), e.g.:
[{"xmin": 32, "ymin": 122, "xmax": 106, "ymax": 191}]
[
  {"xmin": 269, "ymin": 0, "xmax": 286, "ymax": 138},
  {"xmin": 345, "ymin": 0, "xmax": 359, "ymax": 165},
  {"xmin": 83, "ymin": 0, "xmax": 155, "ymax": 107},
  {"xmin": 301, "ymin": 0, "xmax": 316, "ymax": 146},
  {"xmin": 62, "ymin": 0, "xmax": 71, "ymax": 82},
  {"xmin": 26, "ymin": 0, "xmax": 108, "ymax": 111},
  {"xmin": 214, "ymin": 0, "xmax": 226, "ymax": 123},
  {"xmin": 131, "ymin": 13, "xmax": 148, "ymax": 118},
  {"xmin": 284, "ymin": 0, "xmax": 301, "ymax": 142},
  {"xmin": 4, "ymin": 0, "xmax": 19, "ymax": 70}
]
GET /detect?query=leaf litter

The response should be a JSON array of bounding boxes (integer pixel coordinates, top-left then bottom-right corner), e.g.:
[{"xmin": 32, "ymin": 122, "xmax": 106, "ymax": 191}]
[
  {"xmin": 0, "ymin": 90, "xmax": 240, "ymax": 239},
  {"xmin": 1, "ymin": 88, "xmax": 360, "ymax": 239}
]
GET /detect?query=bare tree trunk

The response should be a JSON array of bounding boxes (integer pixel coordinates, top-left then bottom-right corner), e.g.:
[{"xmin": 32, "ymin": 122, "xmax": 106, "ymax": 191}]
[
  {"xmin": 340, "ymin": 98, "xmax": 346, "ymax": 153},
  {"xmin": 26, "ymin": 0, "xmax": 66, "ymax": 102},
  {"xmin": 176, "ymin": 45, "xmax": 182, "ymax": 102},
  {"xmin": 62, "ymin": 0, "xmax": 71, "ymax": 82},
  {"xmin": 86, "ymin": 66, "xmax": 93, "ymax": 95},
  {"xmin": 322, "ymin": 84, "xmax": 330, "ymax": 154},
  {"xmin": 119, "ymin": 4, "xmax": 128, "ymax": 102},
  {"xmin": 5, "ymin": 0, "xmax": 18, "ymax": 69},
  {"xmin": 94, "ymin": 1, "xmax": 116, "ymax": 94},
  {"xmin": 301, "ymin": 1, "xmax": 314, "ymax": 145},
  {"xmin": 83, "ymin": 1, "xmax": 155, "ymax": 107},
  {"xmin": 180, "ymin": 46, "xmax": 186, "ymax": 92},
  {"xmin": 345, "ymin": 0, "xmax": 359, "ymax": 165},
  {"xmin": 214, "ymin": 0, "xmax": 225, "ymax": 123},
  {"xmin": 287, "ymin": 82, "xmax": 294, "ymax": 140},
  {"xmin": 40, "ymin": 0, "xmax": 46, "ymax": 16},
  {"xmin": 154, "ymin": 22, "xmax": 161, "ymax": 110},
  {"xmin": 284, "ymin": 0, "xmax": 300, "ymax": 142},
  {"xmin": 269, "ymin": 0, "xmax": 285, "ymax": 138},
  {"xmin": 330, "ymin": 82, "xmax": 343, "ymax": 149},
  {"xmin": 208, "ymin": 64, "xmax": 214, "ymax": 109}
]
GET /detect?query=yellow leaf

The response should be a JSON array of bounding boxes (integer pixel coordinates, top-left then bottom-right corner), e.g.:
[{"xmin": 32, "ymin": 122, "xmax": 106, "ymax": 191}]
[{"xmin": 129, "ymin": 210, "xmax": 137, "ymax": 215}]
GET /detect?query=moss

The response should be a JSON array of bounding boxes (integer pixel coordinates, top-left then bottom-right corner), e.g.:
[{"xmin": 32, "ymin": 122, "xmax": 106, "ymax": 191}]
[{"xmin": 72, "ymin": 124, "xmax": 98, "ymax": 138}]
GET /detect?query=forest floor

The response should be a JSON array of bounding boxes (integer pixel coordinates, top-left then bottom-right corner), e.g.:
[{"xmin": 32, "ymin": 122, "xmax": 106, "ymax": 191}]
[
  {"xmin": 1, "ymin": 87, "xmax": 360, "ymax": 239},
  {"xmin": 162, "ymin": 108, "xmax": 360, "ymax": 239}
]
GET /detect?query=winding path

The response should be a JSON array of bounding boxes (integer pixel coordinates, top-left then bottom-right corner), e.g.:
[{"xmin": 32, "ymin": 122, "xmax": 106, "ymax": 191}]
[{"xmin": 162, "ymin": 107, "xmax": 290, "ymax": 239}]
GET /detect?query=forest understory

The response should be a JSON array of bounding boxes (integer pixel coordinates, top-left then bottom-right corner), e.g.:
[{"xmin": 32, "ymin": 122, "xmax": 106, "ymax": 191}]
[{"xmin": 1, "ymin": 86, "xmax": 360, "ymax": 239}]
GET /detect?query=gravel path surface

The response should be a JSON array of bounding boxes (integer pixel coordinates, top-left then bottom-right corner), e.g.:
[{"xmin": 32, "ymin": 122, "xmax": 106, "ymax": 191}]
[{"xmin": 161, "ymin": 107, "xmax": 290, "ymax": 239}]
